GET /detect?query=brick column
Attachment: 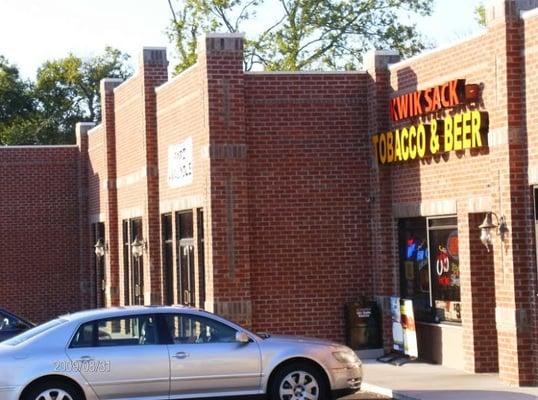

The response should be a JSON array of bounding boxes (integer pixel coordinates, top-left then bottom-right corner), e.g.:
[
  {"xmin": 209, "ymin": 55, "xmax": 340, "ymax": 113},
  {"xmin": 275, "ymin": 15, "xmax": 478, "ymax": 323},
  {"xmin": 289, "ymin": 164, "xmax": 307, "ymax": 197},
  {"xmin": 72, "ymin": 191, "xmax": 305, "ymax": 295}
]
[
  {"xmin": 140, "ymin": 48, "xmax": 169, "ymax": 304},
  {"xmin": 76, "ymin": 122, "xmax": 95, "ymax": 309},
  {"xmin": 365, "ymin": 50, "xmax": 401, "ymax": 350},
  {"xmin": 100, "ymin": 78, "xmax": 122, "ymax": 306},
  {"xmin": 486, "ymin": 0, "xmax": 538, "ymax": 385},
  {"xmin": 197, "ymin": 34, "xmax": 252, "ymax": 326},
  {"xmin": 458, "ymin": 212, "xmax": 499, "ymax": 373}
]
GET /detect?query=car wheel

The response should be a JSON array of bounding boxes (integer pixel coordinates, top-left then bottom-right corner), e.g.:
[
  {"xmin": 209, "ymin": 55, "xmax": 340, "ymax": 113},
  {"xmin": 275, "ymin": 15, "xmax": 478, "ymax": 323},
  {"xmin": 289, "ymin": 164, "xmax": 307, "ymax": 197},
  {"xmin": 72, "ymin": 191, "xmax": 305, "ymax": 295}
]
[
  {"xmin": 270, "ymin": 362, "xmax": 328, "ymax": 400},
  {"xmin": 23, "ymin": 379, "xmax": 83, "ymax": 400}
]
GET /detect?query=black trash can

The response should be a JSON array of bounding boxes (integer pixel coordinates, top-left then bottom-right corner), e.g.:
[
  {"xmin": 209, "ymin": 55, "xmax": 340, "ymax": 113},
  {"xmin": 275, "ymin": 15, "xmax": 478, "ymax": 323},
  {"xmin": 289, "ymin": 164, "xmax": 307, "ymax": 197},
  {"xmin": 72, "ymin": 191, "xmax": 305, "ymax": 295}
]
[{"xmin": 345, "ymin": 301, "xmax": 382, "ymax": 349}]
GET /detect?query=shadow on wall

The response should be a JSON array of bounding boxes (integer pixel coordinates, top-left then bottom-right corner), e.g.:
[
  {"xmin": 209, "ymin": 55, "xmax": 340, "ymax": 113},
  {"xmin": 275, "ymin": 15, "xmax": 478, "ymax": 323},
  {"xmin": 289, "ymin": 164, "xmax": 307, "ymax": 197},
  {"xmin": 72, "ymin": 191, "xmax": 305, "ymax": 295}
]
[{"xmin": 87, "ymin": 154, "xmax": 103, "ymax": 309}]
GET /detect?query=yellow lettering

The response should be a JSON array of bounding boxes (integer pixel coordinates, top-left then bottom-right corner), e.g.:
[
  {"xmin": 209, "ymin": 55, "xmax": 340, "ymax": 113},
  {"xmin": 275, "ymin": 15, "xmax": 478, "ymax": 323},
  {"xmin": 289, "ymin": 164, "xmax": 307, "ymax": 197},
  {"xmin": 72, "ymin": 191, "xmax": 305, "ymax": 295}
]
[
  {"xmin": 471, "ymin": 110, "xmax": 483, "ymax": 147},
  {"xmin": 401, "ymin": 128, "xmax": 409, "ymax": 161},
  {"xmin": 409, "ymin": 126, "xmax": 417, "ymax": 160},
  {"xmin": 387, "ymin": 131, "xmax": 394, "ymax": 163},
  {"xmin": 453, "ymin": 112, "xmax": 463, "ymax": 151},
  {"xmin": 379, "ymin": 133, "xmax": 387, "ymax": 164},
  {"xmin": 462, "ymin": 111, "xmax": 472, "ymax": 149},
  {"xmin": 395, "ymin": 129, "xmax": 402, "ymax": 161},
  {"xmin": 417, "ymin": 124, "xmax": 426, "ymax": 158},
  {"xmin": 444, "ymin": 116, "xmax": 453, "ymax": 152}
]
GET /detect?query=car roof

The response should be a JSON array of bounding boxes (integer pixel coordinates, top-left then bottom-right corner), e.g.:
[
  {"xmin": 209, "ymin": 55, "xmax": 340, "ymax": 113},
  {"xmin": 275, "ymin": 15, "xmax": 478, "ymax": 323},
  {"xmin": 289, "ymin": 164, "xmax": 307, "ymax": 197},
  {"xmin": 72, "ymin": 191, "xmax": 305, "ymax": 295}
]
[{"xmin": 58, "ymin": 305, "xmax": 201, "ymax": 322}]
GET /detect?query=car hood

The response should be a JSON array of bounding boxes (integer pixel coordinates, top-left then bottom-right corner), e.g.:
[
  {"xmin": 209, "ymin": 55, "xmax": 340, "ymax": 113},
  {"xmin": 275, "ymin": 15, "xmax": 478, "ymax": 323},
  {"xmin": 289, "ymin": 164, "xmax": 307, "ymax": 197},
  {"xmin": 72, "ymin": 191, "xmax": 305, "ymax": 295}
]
[{"xmin": 261, "ymin": 334, "xmax": 341, "ymax": 347}]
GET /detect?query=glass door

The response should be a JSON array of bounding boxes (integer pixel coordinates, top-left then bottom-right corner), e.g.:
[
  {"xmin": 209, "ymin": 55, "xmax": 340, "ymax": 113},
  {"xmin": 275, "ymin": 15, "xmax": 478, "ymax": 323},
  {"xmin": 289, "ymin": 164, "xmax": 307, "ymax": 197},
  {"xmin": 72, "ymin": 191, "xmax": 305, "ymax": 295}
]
[
  {"xmin": 122, "ymin": 218, "xmax": 144, "ymax": 305},
  {"xmin": 92, "ymin": 222, "xmax": 106, "ymax": 307},
  {"xmin": 398, "ymin": 216, "xmax": 461, "ymax": 323},
  {"xmin": 176, "ymin": 211, "xmax": 195, "ymax": 305}
]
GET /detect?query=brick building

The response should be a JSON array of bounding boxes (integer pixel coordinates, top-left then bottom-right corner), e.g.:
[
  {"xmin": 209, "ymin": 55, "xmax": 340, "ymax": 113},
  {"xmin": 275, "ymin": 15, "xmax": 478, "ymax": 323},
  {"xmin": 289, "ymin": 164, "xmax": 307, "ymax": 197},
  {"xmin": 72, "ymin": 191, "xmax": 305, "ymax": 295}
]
[{"xmin": 2, "ymin": 0, "xmax": 538, "ymax": 387}]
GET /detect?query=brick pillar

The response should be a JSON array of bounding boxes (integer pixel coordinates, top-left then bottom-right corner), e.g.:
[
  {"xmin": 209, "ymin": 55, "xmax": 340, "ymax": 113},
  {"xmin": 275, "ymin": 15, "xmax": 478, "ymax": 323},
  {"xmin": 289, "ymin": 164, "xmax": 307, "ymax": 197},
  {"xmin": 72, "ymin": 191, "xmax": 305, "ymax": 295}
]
[
  {"xmin": 140, "ymin": 48, "xmax": 169, "ymax": 304},
  {"xmin": 198, "ymin": 34, "xmax": 252, "ymax": 326},
  {"xmin": 365, "ymin": 50, "xmax": 401, "ymax": 350},
  {"xmin": 486, "ymin": 0, "xmax": 538, "ymax": 385},
  {"xmin": 76, "ymin": 122, "xmax": 95, "ymax": 310},
  {"xmin": 100, "ymin": 78, "xmax": 122, "ymax": 306},
  {"xmin": 459, "ymin": 212, "xmax": 499, "ymax": 373}
]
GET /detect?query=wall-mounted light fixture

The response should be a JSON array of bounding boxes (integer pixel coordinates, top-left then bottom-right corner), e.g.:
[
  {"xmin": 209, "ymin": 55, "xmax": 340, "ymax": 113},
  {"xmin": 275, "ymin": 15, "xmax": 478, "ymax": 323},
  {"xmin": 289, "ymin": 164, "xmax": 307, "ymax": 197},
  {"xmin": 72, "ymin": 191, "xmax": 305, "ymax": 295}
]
[
  {"xmin": 479, "ymin": 212, "xmax": 509, "ymax": 252},
  {"xmin": 131, "ymin": 237, "xmax": 146, "ymax": 259},
  {"xmin": 94, "ymin": 238, "xmax": 107, "ymax": 258}
]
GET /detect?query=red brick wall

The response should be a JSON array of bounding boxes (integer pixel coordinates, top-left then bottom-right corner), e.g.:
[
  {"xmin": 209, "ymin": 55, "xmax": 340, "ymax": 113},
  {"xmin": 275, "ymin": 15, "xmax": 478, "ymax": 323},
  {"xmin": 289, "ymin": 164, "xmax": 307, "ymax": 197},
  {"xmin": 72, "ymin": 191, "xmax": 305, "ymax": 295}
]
[
  {"xmin": 244, "ymin": 73, "xmax": 372, "ymax": 341},
  {"xmin": 375, "ymin": 7, "xmax": 538, "ymax": 384},
  {"xmin": 87, "ymin": 125, "xmax": 107, "ymax": 217},
  {"xmin": 203, "ymin": 37, "xmax": 253, "ymax": 326},
  {"xmin": 0, "ymin": 147, "xmax": 82, "ymax": 322},
  {"xmin": 113, "ymin": 72, "xmax": 152, "ymax": 305},
  {"xmin": 156, "ymin": 58, "xmax": 211, "ymax": 308},
  {"xmin": 522, "ymin": 9, "xmax": 538, "ymax": 386}
]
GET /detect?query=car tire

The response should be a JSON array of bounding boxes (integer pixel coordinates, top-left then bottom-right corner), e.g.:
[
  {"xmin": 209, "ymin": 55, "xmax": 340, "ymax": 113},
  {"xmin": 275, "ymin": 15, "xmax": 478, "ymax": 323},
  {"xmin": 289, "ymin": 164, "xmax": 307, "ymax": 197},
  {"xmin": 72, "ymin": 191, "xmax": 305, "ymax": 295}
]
[
  {"xmin": 269, "ymin": 361, "xmax": 329, "ymax": 400},
  {"xmin": 22, "ymin": 379, "xmax": 83, "ymax": 400}
]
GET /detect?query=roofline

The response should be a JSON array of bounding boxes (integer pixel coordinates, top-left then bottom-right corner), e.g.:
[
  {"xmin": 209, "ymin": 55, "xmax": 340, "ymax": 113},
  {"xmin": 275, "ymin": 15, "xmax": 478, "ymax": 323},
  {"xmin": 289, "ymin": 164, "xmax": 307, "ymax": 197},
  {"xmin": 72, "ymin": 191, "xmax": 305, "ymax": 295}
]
[
  {"xmin": 0, "ymin": 145, "xmax": 78, "ymax": 149},
  {"xmin": 388, "ymin": 29, "xmax": 487, "ymax": 70},
  {"xmin": 245, "ymin": 70, "xmax": 367, "ymax": 75}
]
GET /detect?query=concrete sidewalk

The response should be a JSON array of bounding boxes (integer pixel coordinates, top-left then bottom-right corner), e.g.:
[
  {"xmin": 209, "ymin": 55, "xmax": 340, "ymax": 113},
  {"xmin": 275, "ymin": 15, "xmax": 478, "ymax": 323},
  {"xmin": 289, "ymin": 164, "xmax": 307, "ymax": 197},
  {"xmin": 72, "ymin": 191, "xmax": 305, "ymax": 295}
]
[{"xmin": 361, "ymin": 359, "xmax": 538, "ymax": 400}]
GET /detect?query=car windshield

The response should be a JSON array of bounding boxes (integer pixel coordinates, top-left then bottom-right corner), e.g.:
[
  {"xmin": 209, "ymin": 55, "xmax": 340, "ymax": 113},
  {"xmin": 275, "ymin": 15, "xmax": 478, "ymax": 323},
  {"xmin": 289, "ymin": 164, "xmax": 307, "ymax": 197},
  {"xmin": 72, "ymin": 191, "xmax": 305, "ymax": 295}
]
[{"xmin": 3, "ymin": 318, "xmax": 67, "ymax": 346}]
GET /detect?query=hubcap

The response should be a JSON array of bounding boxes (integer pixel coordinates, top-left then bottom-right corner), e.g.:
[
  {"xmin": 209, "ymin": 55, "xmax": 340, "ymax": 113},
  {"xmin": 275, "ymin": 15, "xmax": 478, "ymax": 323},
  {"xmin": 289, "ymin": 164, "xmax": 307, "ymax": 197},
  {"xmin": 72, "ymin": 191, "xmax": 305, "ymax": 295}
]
[
  {"xmin": 35, "ymin": 389, "xmax": 73, "ymax": 400},
  {"xmin": 279, "ymin": 370, "xmax": 319, "ymax": 400}
]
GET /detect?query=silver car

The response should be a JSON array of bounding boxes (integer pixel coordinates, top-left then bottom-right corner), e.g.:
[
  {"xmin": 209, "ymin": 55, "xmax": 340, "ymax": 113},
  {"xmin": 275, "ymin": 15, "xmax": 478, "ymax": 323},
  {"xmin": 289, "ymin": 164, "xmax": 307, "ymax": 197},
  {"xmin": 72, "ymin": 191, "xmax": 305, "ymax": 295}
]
[{"xmin": 0, "ymin": 306, "xmax": 362, "ymax": 400}]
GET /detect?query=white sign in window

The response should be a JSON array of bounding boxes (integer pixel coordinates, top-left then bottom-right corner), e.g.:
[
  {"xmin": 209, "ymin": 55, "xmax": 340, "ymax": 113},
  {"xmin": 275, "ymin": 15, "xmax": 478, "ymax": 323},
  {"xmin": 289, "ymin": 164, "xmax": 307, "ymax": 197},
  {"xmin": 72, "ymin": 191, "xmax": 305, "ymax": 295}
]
[{"xmin": 168, "ymin": 138, "xmax": 193, "ymax": 188}]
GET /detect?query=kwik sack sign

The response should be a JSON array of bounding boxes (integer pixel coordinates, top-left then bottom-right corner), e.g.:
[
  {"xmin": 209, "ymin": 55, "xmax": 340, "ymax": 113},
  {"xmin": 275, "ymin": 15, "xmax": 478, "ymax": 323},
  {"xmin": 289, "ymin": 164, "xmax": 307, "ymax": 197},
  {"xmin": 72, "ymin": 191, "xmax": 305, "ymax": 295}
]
[{"xmin": 371, "ymin": 79, "xmax": 489, "ymax": 165}]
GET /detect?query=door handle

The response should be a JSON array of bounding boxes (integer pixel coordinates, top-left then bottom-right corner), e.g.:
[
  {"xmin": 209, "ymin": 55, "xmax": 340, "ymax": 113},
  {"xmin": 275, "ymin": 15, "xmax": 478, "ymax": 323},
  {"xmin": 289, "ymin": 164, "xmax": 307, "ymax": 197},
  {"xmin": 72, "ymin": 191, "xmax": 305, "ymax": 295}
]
[
  {"xmin": 78, "ymin": 355, "xmax": 94, "ymax": 362},
  {"xmin": 173, "ymin": 352, "xmax": 190, "ymax": 359}
]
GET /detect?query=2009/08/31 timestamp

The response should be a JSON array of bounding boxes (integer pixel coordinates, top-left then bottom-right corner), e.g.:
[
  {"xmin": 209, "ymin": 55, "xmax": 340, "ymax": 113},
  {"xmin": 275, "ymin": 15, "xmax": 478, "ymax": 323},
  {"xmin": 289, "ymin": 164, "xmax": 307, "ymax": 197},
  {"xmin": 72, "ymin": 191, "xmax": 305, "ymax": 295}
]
[{"xmin": 54, "ymin": 360, "xmax": 111, "ymax": 373}]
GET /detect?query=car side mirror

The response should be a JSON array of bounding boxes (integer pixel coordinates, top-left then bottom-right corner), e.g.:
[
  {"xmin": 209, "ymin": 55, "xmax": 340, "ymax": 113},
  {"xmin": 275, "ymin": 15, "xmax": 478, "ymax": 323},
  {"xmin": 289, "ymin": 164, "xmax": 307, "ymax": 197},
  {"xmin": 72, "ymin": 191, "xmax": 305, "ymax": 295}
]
[{"xmin": 235, "ymin": 331, "xmax": 250, "ymax": 344}]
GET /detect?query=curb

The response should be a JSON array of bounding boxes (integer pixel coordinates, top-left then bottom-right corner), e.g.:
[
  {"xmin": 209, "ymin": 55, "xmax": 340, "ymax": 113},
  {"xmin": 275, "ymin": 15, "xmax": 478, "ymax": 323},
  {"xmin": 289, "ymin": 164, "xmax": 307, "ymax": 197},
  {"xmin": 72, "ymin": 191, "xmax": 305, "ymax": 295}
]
[{"xmin": 362, "ymin": 382, "xmax": 420, "ymax": 400}]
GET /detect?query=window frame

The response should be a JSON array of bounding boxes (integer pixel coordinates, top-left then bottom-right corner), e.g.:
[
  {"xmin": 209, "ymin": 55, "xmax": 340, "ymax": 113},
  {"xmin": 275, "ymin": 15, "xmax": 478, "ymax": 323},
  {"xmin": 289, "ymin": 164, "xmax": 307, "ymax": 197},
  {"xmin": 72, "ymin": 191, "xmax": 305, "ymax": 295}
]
[
  {"xmin": 69, "ymin": 313, "xmax": 162, "ymax": 349},
  {"xmin": 159, "ymin": 312, "xmax": 240, "ymax": 345},
  {"xmin": 398, "ymin": 215, "xmax": 461, "ymax": 324}
]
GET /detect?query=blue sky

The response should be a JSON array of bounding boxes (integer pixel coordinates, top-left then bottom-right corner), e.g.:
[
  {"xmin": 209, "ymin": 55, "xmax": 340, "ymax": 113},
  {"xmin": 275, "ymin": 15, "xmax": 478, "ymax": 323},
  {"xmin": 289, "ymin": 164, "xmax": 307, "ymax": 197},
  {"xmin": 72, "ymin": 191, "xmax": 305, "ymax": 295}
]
[{"xmin": 0, "ymin": 0, "xmax": 484, "ymax": 78}]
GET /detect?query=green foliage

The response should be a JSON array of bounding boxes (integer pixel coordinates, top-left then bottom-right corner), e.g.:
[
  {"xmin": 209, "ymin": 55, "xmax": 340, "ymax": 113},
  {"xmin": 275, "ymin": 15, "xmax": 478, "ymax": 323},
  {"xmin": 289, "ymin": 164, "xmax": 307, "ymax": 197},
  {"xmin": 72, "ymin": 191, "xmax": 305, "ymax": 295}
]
[
  {"xmin": 167, "ymin": 0, "xmax": 434, "ymax": 72},
  {"xmin": 0, "ymin": 56, "xmax": 34, "ymax": 124},
  {"xmin": 36, "ymin": 47, "xmax": 132, "ymax": 122},
  {"xmin": 475, "ymin": 3, "xmax": 487, "ymax": 28},
  {"xmin": 0, "ymin": 48, "xmax": 132, "ymax": 145}
]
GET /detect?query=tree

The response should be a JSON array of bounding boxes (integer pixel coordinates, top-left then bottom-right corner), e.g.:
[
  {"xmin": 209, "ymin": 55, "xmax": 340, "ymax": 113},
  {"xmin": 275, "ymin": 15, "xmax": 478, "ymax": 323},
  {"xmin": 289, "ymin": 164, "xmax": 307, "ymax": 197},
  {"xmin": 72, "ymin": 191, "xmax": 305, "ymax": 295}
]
[
  {"xmin": 0, "ymin": 56, "xmax": 39, "ymax": 145},
  {"xmin": 475, "ymin": 3, "xmax": 487, "ymax": 28},
  {"xmin": 167, "ymin": 0, "xmax": 434, "ymax": 73},
  {"xmin": 36, "ymin": 47, "xmax": 132, "ymax": 123},
  {"xmin": 0, "ymin": 48, "xmax": 133, "ymax": 145}
]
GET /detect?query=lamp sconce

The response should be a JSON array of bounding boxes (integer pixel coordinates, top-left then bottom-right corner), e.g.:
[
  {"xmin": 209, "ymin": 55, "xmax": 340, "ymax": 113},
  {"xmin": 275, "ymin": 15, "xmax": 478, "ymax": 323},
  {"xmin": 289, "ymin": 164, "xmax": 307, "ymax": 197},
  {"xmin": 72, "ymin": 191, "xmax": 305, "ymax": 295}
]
[
  {"xmin": 94, "ymin": 238, "xmax": 107, "ymax": 258},
  {"xmin": 478, "ymin": 212, "xmax": 509, "ymax": 252},
  {"xmin": 131, "ymin": 237, "xmax": 146, "ymax": 259}
]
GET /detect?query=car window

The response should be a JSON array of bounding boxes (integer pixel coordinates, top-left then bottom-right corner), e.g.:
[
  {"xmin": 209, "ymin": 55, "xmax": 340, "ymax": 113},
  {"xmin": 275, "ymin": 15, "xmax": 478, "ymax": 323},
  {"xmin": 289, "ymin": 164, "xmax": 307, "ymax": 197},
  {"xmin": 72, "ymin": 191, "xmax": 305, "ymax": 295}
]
[
  {"xmin": 3, "ymin": 318, "xmax": 67, "ymax": 346},
  {"xmin": 0, "ymin": 312, "xmax": 18, "ymax": 331},
  {"xmin": 164, "ymin": 314, "xmax": 237, "ymax": 344},
  {"xmin": 71, "ymin": 315, "xmax": 157, "ymax": 348},
  {"xmin": 70, "ymin": 322, "xmax": 94, "ymax": 348}
]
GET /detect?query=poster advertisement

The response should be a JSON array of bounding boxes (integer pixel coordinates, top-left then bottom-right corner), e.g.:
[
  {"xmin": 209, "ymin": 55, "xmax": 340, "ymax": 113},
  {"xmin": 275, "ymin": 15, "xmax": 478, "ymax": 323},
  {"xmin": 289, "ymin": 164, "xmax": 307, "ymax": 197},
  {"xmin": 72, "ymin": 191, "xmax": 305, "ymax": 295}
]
[
  {"xmin": 168, "ymin": 137, "xmax": 193, "ymax": 188},
  {"xmin": 401, "ymin": 299, "xmax": 418, "ymax": 358},
  {"xmin": 390, "ymin": 296, "xmax": 404, "ymax": 352}
]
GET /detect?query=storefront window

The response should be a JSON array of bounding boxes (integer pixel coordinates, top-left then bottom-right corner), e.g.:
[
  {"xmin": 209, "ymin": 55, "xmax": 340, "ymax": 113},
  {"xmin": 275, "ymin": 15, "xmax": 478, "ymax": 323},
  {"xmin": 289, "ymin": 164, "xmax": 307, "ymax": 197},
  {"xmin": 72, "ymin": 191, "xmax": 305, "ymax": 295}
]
[{"xmin": 398, "ymin": 216, "xmax": 461, "ymax": 323}]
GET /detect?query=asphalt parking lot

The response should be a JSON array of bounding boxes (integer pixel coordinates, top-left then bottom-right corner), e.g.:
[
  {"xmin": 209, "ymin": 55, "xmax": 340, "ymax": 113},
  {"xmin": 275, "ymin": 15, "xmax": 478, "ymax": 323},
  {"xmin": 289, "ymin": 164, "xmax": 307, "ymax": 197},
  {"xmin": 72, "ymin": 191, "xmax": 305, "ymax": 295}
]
[{"xmin": 340, "ymin": 391, "xmax": 391, "ymax": 399}]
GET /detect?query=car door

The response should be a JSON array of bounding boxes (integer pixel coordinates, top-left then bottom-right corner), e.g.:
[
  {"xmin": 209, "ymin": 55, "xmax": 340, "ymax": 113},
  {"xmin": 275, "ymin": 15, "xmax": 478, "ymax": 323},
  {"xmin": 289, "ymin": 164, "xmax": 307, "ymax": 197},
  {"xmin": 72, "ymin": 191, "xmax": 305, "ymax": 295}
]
[
  {"xmin": 66, "ymin": 313, "xmax": 170, "ymax": 399},
  {"xmin": 162, "ymin": 312, "xmax": 262, "ymax": 398}
]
